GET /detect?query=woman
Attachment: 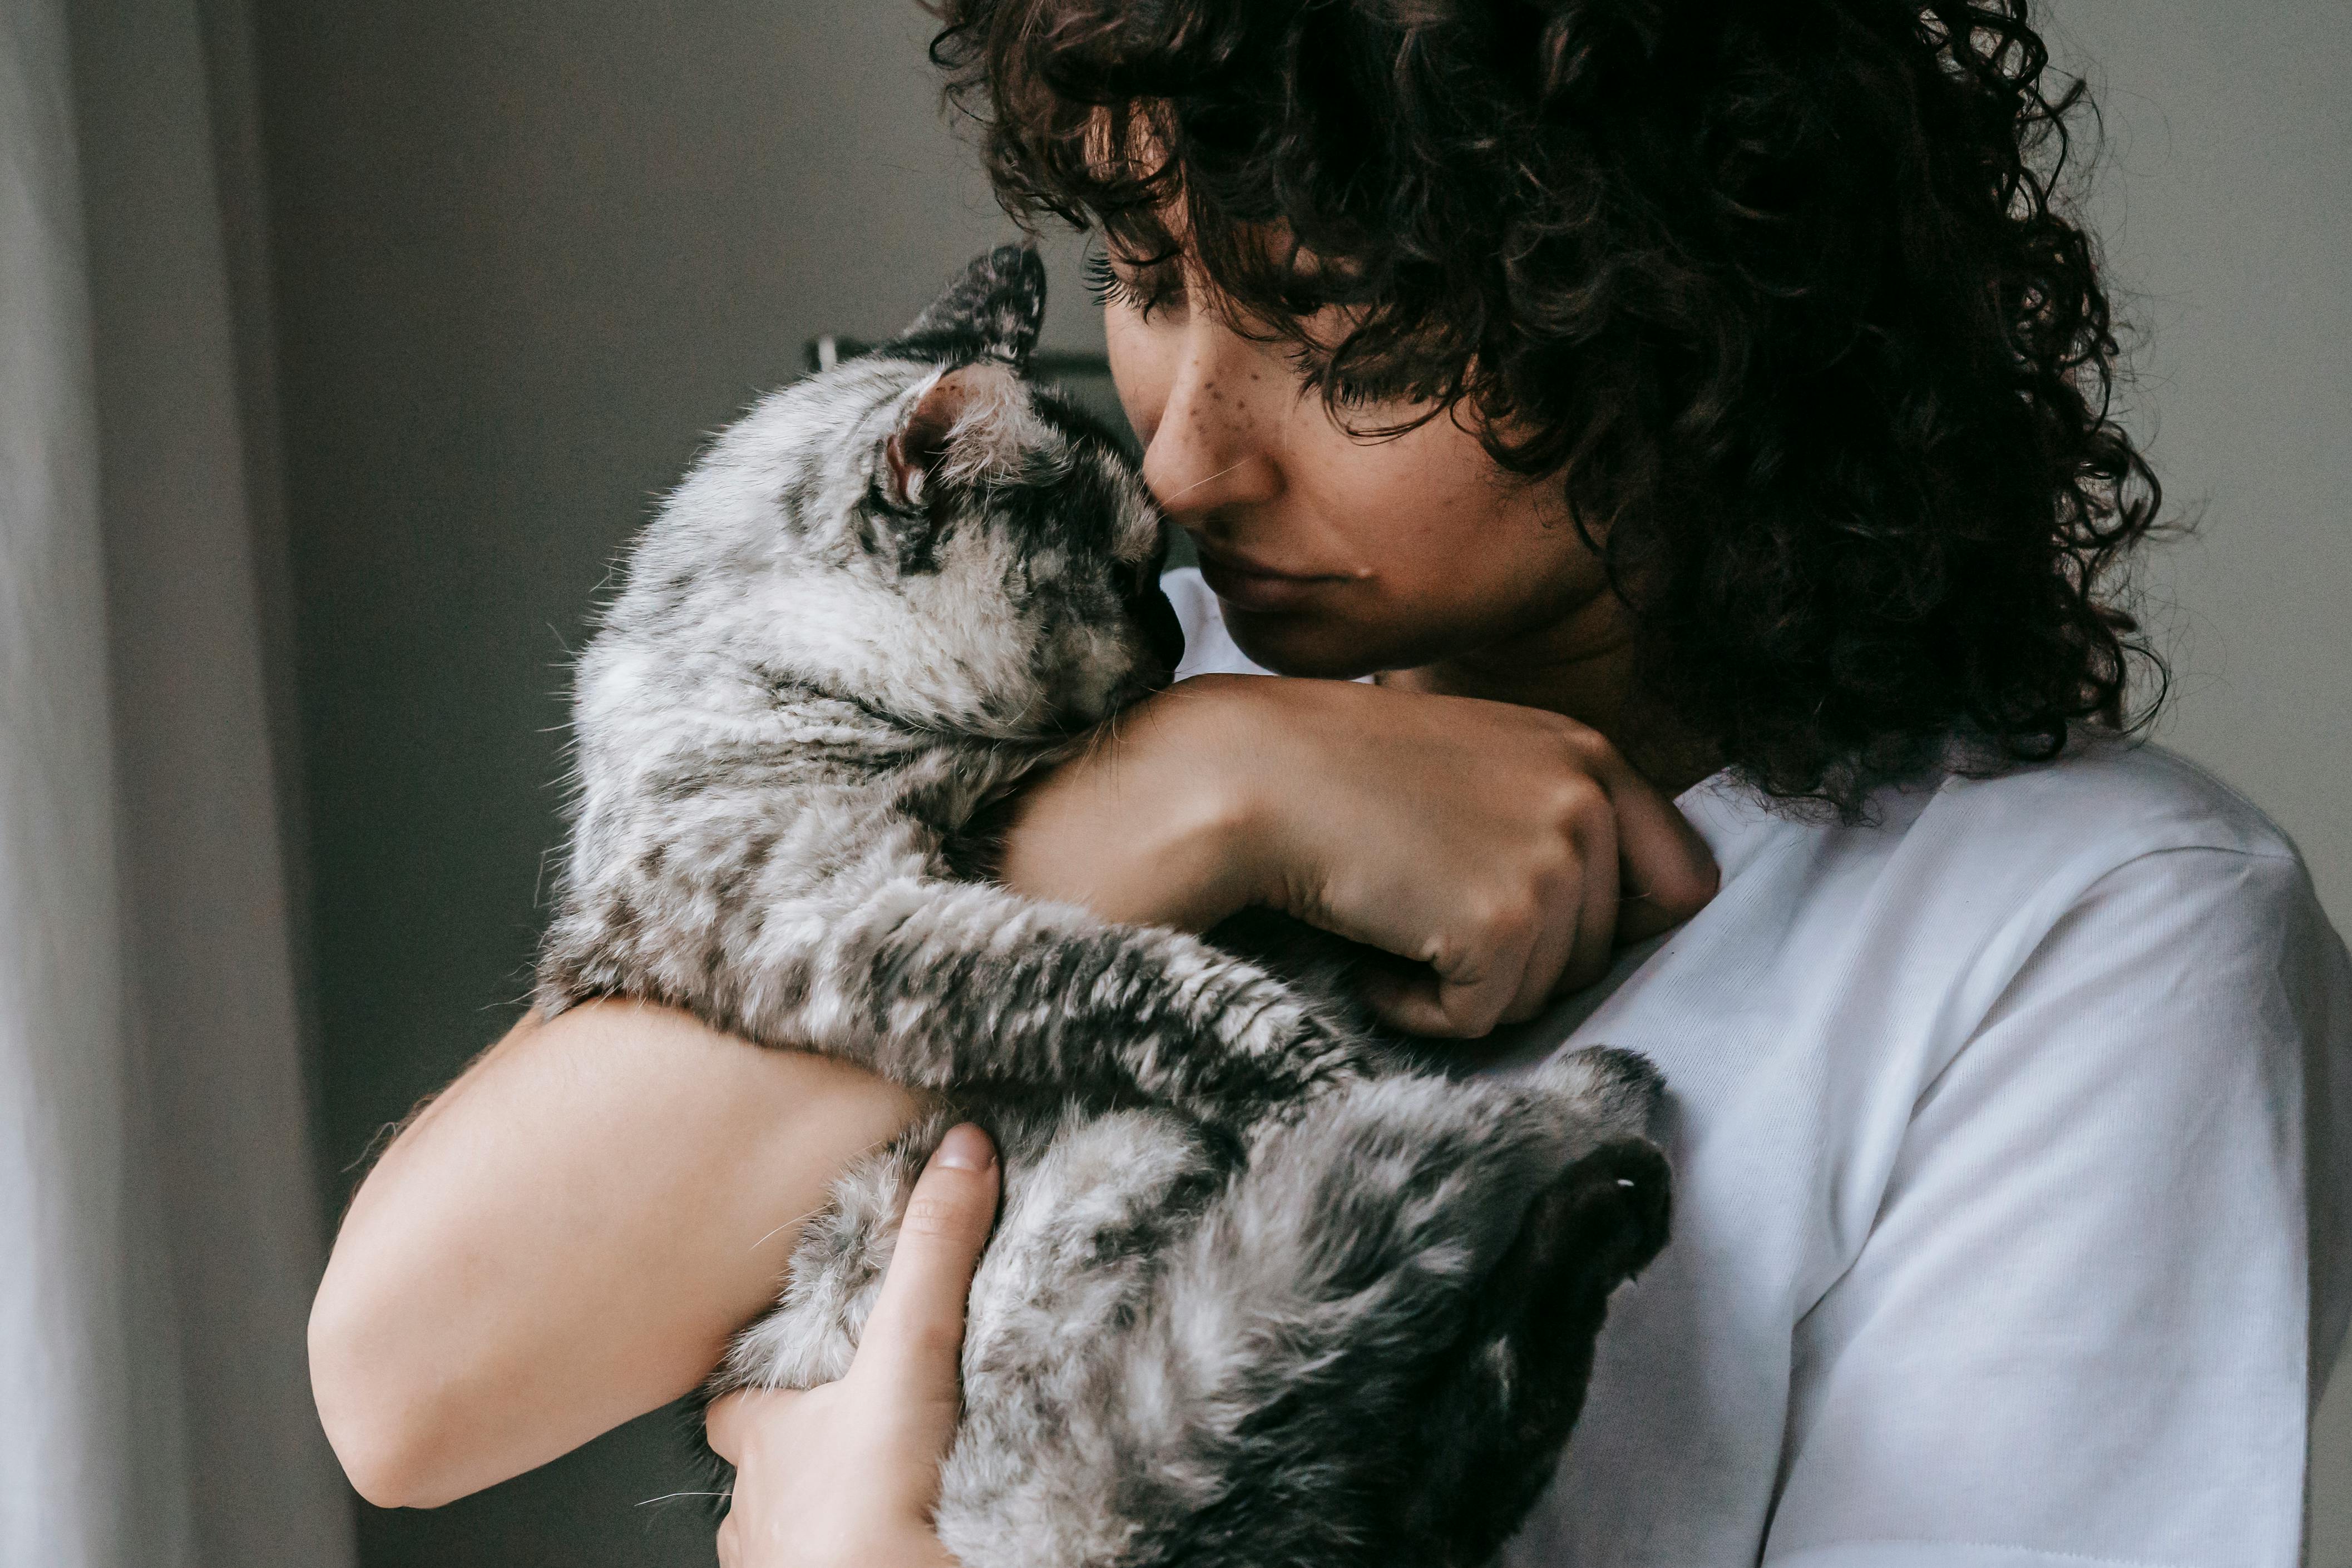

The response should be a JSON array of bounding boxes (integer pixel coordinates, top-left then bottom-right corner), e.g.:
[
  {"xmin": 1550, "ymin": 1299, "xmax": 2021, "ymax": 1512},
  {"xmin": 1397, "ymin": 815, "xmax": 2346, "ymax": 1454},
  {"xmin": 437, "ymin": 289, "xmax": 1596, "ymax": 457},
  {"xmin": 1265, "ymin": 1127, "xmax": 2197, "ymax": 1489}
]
[{"xmin": 309, "ymin": 1, "xmax": 2352, "ymax": 1564}]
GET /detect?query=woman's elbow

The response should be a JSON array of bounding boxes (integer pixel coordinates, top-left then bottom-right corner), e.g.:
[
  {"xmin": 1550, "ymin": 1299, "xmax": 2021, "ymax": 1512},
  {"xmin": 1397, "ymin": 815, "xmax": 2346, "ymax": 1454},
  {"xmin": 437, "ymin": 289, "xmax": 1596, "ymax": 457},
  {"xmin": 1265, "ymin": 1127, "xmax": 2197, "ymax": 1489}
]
[{"xmin": 308, "ymin": 1284, "xmax": 468, "ymax": 1510}]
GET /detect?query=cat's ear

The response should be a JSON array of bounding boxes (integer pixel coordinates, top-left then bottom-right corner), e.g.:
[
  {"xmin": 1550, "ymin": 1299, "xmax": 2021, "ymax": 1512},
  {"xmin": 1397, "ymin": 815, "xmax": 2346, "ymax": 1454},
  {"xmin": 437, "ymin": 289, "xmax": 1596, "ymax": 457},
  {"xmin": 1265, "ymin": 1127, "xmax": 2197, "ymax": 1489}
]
[
  {"xmin": 883, "ymin": 361, "xmax": 1022, "ymax": 511},
  {"xmin": 896, "ymin": 244, "xmax": 1046, "ymax": 366}
]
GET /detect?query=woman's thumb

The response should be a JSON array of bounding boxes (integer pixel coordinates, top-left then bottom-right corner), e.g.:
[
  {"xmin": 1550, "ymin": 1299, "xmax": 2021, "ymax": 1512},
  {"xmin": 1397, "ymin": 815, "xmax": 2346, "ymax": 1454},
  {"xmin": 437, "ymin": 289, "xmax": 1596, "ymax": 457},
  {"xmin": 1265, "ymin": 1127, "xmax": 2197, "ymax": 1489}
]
[{"xmin": 852, "ymin": 1123, "xmax": 1000, "ymax": 1413}]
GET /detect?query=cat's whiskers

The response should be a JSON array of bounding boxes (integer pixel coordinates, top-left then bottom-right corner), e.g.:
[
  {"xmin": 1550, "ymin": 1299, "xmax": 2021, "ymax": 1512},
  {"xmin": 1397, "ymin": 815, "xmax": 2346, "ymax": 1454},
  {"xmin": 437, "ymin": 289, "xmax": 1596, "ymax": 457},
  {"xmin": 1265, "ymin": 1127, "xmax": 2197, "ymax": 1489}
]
[
  {"xmin": 1080, "ymin": 703, "xmax": 1132, "ymax": 767},
  {"xmin": 1162, "ymin": 460, "xmax": 1243, "ymax": 506},
  {"xmin": 748, "ymin": 1203, "xmax": 830, "ymax": 1255}
]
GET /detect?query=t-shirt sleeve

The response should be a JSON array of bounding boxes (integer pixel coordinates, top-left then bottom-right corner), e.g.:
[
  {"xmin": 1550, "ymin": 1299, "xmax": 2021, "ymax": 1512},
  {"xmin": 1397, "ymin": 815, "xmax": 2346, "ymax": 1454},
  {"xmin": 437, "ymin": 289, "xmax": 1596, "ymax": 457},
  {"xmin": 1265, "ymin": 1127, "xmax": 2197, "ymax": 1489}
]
[{"xmin": 1763, "ymin": 845, "xmax": 2352, "ymax": 1568}]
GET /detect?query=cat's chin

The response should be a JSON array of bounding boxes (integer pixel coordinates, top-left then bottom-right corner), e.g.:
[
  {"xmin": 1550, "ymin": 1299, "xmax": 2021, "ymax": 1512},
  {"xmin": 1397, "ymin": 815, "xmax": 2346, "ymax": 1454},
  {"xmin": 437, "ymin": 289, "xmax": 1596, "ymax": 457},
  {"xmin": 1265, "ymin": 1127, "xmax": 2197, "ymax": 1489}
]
[{"xmin": 1026, "ymin": 669, "xmax": 1176, "ymax": 740}]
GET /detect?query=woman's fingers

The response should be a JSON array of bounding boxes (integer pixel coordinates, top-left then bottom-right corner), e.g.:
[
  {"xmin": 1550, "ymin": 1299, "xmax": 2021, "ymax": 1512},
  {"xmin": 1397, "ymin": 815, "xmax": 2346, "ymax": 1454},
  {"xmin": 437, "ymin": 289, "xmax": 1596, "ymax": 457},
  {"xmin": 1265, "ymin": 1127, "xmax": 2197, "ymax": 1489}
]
[
  {"xmin": 851, "ymin": 1124, "xmax": 1000, "ymax": 1427},
  {"xmin": 1363, "ymin": 919, "xmax": 1536, "ymax": 1038},
  {"xmin": 706, "ymin": 1386, "xmax": 806, "ymax": 1467},
  {"xmin": 1592, "ymin": 749, "xmax": 1720, "ymax": 942},
  {"xmin": 1513, "ymin": 787, "xmax": 1619, "ymax": 1018},
  {"xmin": 703, "ymin": 1128, "xmax": 998, "ymax": 1568}
]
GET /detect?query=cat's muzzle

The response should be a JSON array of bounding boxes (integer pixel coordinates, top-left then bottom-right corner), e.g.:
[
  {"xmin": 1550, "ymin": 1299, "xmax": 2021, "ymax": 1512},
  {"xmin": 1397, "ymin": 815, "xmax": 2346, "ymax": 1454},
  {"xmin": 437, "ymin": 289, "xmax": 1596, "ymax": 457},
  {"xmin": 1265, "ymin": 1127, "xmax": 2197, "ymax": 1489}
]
[{"xmin": 1131, "ymin": 580, "xmax": 1185, "ymax": 680}]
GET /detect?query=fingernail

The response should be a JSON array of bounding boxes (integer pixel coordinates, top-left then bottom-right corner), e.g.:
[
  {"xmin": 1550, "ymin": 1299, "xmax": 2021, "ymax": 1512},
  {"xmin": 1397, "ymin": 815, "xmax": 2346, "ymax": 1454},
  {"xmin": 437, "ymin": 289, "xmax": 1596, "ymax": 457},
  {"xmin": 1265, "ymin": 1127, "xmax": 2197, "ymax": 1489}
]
[{"xmin": 933, "ymin": 1122, "xmax": 995, "ymax": 1171}]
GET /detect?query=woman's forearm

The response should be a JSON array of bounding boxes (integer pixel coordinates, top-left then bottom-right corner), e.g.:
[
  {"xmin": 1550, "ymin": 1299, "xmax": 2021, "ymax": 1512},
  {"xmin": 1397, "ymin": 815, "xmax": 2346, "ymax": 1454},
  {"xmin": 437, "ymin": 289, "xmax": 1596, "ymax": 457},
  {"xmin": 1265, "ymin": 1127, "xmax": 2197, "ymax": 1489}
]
[
  {"xmin": 308, "ymin": 1000, "xmax": 920, "ymax": 1508},
  {"xmin": 306, "ymin": 684, "xmax": 1254, "ymax": 1512},
  {"xmin": 310, "ymin": 674, "xmax": 1713, "ymax": 1509},
  {"xmin": 992, "ymin": 675, "xmax": 1267, "ymax": 931}
]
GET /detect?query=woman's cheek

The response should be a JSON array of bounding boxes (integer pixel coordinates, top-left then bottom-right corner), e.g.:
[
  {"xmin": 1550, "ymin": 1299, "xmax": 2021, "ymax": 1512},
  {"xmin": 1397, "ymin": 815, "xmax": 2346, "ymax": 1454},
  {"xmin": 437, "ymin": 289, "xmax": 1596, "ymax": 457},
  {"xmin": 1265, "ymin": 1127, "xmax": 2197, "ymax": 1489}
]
[{"xmin": 1104, "ymin": 309, "xmax": 1172, "ymax": 447}]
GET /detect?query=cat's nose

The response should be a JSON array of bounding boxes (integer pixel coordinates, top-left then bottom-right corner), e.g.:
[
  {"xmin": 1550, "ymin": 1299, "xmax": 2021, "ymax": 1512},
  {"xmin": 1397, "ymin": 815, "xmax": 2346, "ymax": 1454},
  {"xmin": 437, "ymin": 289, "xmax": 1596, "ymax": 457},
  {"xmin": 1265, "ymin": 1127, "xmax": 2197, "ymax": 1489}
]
[{"xmin": 1132, "ymin": 582, "xmax": 1185, "ymax": 672}]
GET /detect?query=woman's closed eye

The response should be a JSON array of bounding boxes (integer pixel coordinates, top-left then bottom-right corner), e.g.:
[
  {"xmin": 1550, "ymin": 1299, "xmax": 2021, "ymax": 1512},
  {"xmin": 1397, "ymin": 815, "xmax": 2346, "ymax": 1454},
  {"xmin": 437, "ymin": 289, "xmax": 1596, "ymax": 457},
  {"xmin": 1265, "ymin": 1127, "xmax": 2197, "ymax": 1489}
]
[
  {"xmin": 1298, "ymin": 353, "xmax": 1419, "ymax": 414},
  {"xmin": 1084, "ymin": 249, "xmax": 1188, "ymax": 323}
]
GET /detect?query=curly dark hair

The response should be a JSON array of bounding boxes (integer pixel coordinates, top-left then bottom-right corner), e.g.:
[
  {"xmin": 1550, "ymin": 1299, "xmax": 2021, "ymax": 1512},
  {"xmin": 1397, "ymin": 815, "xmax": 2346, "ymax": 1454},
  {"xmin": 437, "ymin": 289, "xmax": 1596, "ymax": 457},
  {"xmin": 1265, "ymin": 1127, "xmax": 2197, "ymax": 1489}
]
[{"xmin": 928, "ymin": 0, "xmax": 2163, "ymax": 812}]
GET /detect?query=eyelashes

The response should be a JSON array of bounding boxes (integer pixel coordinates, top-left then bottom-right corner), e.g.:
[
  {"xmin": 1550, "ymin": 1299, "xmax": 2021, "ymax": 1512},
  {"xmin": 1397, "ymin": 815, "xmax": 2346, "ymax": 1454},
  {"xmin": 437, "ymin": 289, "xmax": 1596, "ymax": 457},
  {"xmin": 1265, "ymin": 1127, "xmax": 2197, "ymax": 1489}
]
[
  {"xmin": 1079, "ymin": 251, "xmax": 1122, "ymax": 305},
  {"xmin": 1083, "ymin": 251, "xmax": 1184, "ymax": 321},
  {"xmin": 1283, "ymin": 339, "xmax": 1416, "ymax": 412},
  {"xmin": 1081, "ymin": 248, "xmax": 1410, "ymax": 413}
]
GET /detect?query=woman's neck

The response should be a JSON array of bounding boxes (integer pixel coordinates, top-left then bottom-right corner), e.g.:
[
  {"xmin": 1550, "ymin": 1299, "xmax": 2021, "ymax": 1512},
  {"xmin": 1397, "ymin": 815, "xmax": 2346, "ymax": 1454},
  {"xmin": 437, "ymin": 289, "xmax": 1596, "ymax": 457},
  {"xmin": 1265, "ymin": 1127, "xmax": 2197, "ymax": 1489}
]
[{"xmin": 1376, "ymin": 592, "xmax": 1721, "ymax": 799}]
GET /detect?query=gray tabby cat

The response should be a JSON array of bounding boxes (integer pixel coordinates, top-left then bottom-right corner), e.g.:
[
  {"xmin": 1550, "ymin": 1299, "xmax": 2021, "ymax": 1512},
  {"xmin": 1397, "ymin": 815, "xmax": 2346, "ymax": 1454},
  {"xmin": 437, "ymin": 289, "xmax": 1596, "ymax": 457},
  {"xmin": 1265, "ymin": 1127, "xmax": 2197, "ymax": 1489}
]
[{"xmin": 538, "ymin": 246, "xmax": 1671, "ymax": 1568}]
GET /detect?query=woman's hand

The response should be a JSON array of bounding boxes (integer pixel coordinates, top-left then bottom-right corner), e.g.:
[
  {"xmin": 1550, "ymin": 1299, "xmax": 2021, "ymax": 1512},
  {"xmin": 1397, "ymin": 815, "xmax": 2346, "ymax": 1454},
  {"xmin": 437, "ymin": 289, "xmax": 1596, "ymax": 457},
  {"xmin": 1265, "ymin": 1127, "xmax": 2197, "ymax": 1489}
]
[
  {"xmin": 996, "ymin": 675, "xmax": 1719, "ymax": 1038},
  {"xmin": 706, "ymin": 1124, "xmax": 1001, "ymax": 1568}
]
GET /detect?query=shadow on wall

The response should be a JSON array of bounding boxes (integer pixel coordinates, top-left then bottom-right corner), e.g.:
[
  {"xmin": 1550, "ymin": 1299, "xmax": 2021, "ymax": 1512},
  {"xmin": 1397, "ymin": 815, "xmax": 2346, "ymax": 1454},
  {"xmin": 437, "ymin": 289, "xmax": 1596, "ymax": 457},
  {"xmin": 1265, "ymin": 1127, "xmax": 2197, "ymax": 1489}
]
[{"xmin": 256, "ymin": 3, "xmax": 1108, "ymax": 1563}]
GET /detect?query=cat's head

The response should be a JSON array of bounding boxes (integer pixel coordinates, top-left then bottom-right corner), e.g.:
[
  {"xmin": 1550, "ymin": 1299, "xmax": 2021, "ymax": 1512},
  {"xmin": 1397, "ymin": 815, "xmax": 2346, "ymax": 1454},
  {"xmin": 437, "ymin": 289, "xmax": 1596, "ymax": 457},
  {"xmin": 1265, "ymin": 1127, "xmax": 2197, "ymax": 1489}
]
[{"xmin": 634, "ymin": 246, "xmax": 1179, "ymax": 742}]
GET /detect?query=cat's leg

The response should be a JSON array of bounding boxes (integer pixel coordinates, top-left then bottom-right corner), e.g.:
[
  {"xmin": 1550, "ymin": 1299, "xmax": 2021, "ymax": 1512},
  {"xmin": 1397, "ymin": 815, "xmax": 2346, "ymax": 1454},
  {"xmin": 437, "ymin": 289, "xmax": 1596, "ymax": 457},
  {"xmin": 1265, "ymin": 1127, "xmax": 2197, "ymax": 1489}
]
[
  {"xmin": 783, "ymin": 876, "xmax": 1384, "ymax": 1107},
  {"xmin": 553, "ymin": 857, "xmax": 1382, "ymax": 1109},
  {"xmin": 1353, "ymin": 1047, "xmax": 1674, "ymax": 1564},
  {"xmin": 709, "ymin": 1098, "xmax": 1224, "ymax": 1399},
  {"xmin": 537, "ymin": 759, "xmax": 1382, "ymax": 1107},
  {"xmin": 1392, "ymin": 1146, "xmax": 1668, "ymax": 1558},
  {"xmin": 709, "ymin": 1099, "xmax": 1228, "ymax": 1568},
  {"xmin": 1029, "ymin": 1048, "xmax": 1668, "ymax": 1568}
]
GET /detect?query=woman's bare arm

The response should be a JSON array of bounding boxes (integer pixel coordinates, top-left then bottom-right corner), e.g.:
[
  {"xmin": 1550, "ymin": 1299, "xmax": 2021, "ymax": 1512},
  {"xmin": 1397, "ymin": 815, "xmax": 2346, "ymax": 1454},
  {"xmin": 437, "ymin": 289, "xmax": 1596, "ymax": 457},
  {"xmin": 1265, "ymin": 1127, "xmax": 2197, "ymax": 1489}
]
[
  {"xmin": 999, "ymin": 675, "xmax": 1718, "ymax": 1035},
  {"xmin": 309, "ymin": 1000, "xmax": 921, "ymax": 1507},
  {"xmin": 309, "ymin": 675, "xmax": 1714, "ymax": 1508}
]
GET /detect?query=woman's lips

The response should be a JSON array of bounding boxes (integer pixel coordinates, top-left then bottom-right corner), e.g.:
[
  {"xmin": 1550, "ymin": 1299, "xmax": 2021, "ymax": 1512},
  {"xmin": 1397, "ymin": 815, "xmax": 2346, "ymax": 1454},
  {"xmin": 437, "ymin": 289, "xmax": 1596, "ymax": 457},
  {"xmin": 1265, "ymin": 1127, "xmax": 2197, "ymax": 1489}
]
[{"xmin": 1193, "ymin": 543, "xmax": 1347, "ymax": 614}]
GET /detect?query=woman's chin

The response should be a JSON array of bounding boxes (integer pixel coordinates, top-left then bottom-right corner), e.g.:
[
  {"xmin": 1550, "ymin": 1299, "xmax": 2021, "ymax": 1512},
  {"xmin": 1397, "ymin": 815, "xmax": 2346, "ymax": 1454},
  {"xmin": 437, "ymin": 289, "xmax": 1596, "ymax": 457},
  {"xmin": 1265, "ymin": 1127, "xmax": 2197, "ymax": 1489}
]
[{"xmin": 1218, "ymin": 604, "xmax": 1399, "ymax": 682}]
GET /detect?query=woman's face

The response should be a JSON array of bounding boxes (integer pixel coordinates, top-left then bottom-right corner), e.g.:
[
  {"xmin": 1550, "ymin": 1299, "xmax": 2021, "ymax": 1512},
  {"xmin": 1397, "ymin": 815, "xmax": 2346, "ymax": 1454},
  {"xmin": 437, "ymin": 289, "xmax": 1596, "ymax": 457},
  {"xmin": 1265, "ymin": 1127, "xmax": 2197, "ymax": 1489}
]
[{"xmin": 1101, "ymin": 256, "xmax": 1618, "ymax": 682}]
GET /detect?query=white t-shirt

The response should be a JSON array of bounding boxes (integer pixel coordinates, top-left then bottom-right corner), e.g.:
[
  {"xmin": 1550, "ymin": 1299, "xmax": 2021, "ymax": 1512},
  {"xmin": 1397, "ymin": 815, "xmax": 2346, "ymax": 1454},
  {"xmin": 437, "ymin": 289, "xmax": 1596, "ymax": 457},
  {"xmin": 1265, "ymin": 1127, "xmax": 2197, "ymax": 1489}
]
[{"xmin": 1168, "ymin": 568, "xmax": 2352, "ymax": 1567}]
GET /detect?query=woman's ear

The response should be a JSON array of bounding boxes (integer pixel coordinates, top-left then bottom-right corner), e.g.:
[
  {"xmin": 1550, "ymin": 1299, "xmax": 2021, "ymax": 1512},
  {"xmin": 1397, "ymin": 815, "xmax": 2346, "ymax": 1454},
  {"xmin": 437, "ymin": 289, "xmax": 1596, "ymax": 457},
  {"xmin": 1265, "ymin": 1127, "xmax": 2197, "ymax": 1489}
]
[{"xmin": 884, "ymin": 362, "xmax": 1021, "ymax": 511}]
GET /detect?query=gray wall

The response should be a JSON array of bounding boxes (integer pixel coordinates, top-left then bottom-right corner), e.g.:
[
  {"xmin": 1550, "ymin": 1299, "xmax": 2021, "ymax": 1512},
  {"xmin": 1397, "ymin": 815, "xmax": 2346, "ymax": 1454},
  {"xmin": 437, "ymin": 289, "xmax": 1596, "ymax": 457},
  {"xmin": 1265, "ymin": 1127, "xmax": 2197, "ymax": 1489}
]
[
  {"xmin": 2067, "ymin": 2, "xmax": 2352, "ymax": 924},
  {"xmin": 2054, "ymin": 4, "xmax": 2352, "ymax": 1556},
  {"xmin": 253, "ymin": 4, "xmax": 1090, "ymax": 1562},
  {"xmin": 247, "ymin": 2, "xmax": 2351, "ymax": 1563}
]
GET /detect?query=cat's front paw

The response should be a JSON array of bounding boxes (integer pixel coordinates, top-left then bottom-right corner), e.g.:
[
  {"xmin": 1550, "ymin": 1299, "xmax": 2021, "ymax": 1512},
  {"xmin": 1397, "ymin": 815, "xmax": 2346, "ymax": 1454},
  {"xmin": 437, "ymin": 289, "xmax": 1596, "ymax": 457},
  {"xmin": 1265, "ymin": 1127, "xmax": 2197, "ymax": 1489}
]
[
  {"xmin": 1528, "ymin": 1043, "xmax": 1667, "ymax": 1146},
  {"xmin": 1169, "ymin": 986, "xmax": 1382, "ymax": 1110}
]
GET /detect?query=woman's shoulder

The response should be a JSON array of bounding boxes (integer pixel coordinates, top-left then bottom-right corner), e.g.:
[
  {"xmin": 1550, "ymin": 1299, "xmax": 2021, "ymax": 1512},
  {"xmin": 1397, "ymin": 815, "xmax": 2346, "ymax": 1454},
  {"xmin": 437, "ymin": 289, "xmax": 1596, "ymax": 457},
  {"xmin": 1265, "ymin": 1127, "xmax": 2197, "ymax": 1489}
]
[
  {"xmin": 1683, "ymin": 728, "xmax": 2310, "ymax": 904},
  {"xmin": 1659, "ymin": 731, "xmax": 2340, "ymax": 1046},
  {"xmin": 1923, "ymin": 739, "xmax": 2337, "ymax": 1005},
  {"xmin": 1930, "ymin": 729, "xmax": 2305, "ymax": 869}
]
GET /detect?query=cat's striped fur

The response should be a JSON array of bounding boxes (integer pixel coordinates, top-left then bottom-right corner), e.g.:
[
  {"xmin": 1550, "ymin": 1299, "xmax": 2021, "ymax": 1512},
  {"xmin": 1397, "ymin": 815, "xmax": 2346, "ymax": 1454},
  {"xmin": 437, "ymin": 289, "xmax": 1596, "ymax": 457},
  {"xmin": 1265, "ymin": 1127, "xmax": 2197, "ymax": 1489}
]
[{"xmin": 537, "ymin": 247, "xmax": 1671, "ymax": 1568}]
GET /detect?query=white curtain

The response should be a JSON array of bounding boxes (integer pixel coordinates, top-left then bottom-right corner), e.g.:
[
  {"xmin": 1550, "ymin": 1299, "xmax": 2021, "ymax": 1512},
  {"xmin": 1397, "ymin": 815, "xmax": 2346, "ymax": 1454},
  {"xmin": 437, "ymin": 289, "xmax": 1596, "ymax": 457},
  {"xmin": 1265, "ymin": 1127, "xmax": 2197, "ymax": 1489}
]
[{"xmin": 1, "ymin": 0, "xmax": 356, "ymax": 1562}]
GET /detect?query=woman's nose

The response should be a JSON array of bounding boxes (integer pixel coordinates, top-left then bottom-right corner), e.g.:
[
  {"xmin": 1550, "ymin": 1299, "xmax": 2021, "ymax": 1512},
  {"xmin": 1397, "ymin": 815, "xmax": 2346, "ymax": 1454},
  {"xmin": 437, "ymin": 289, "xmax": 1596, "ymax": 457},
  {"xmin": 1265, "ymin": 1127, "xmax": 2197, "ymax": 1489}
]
[{"xmin": 1140, "ymin": 314, "xmax": 1283, "ymax": 522}]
